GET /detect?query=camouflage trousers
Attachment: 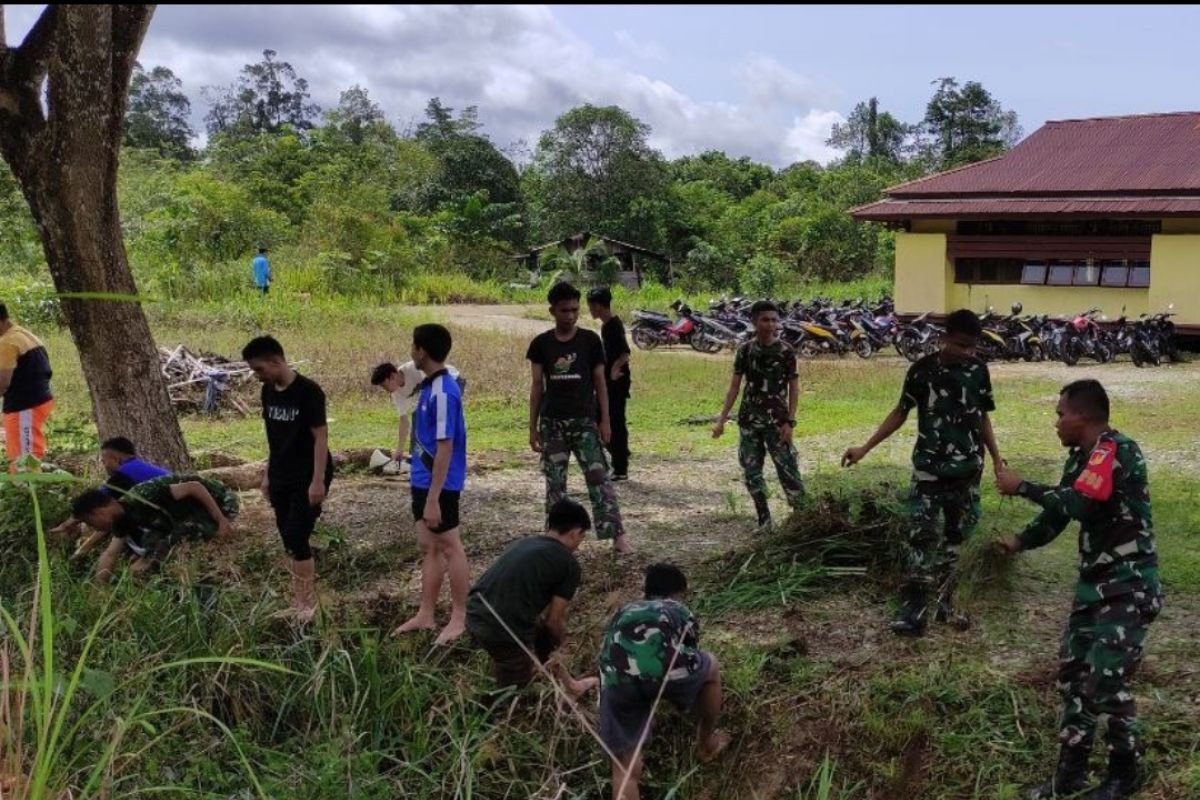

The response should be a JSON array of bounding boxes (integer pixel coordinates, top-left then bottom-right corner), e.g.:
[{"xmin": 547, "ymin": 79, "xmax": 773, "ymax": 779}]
[
  {"xmin": 1057, "ymin": 590, "xmax": 1161, "ymax": 756},
  {"xmin": 737, "ymin": 425, "xmax": 806, "ymax": 513},
  {"xmin": 540, "ymin": 417, "xmax": 625, "ymax": 540},
  {"xmin": 903, "ymin": 476, "xmax": 981, "ymax": 591}
]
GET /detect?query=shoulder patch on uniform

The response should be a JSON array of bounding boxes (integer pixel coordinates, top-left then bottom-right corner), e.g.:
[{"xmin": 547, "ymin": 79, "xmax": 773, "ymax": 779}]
[{"xmin": 1073, "ymin": 438, "xmax": 1117, "ymax": 501}]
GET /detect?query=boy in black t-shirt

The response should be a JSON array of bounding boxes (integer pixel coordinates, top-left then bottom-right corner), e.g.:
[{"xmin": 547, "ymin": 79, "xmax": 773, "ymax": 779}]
[
  {"xmin": 243, "ymin": 336, "xmax": 334, "ymax": 624},
  {"xmin": 527, "ymin": 282, "xmax": 630, "ymax": 553},
  {"xmin": 587, "ymin": 287, "xmax": 632, "ymax": 480}
]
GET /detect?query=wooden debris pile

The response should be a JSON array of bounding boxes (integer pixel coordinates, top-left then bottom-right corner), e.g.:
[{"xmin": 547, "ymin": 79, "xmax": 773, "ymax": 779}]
[{"xmin": 160, "ymin": 345, "xmax": 256, "ymax": 415}]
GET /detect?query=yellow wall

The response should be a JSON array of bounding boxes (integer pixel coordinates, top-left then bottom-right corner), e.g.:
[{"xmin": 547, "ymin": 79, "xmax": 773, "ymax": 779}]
[
  {"xmin": 894, "ymin": 232, "xmax": 953, "ymax": 314},
  {"xmin": 949, "ymin": 284, "xmax": 1148, "ymax": 318},
  {"xmin": 1149, "ymin": 234, "xmax": 1200, "ymax": 321},
  {"xmin": 893, "ymin": 226, "xmax": 1200, "ymax": 324},
  {"xmin": 911, "ymin": 219, "xmax": 956, "ymax": 234},
  {"xmin": 1161, "ymin": 219, "xmax": 1200, "ymax": 234}
]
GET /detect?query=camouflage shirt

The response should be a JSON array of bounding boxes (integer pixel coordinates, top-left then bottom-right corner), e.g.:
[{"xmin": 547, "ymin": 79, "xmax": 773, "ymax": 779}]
[
  {"xmin": 1017, "ymin": 430, "xmax": 1161, "ymax": 604},
  {"xmin": 113, "ymin": 475, "xmax": 240, "ymax": 559},
  {"xmin": 734, "ymin": 339, "xmax": 797, "ymax": 429},
  {"xmin": 899, "ymin": 353, "xmax": 995, "ymax": 480},
  {"xmin": 599, "ymin": 599, "xmax": 703, "ymax": 689}
]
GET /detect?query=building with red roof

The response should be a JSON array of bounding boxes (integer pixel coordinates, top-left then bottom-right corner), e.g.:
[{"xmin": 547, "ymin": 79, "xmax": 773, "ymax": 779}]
[{"xmin": 851, "ymin": 112, "xmax": 1200, "ymax": 331}]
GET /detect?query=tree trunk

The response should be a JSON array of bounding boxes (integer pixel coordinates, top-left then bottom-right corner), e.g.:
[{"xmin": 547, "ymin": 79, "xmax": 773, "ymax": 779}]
[{"xmin": 0, "ymin": 5, "xmax": 192, "ymax": 470}]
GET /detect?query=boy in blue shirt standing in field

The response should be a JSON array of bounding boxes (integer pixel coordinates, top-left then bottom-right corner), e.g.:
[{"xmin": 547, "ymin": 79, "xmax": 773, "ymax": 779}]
[
  {"xmin": 252, "ymin": 247, "xmax": 271, "ymax": 295},
  {"xmin": 393, "ymin": 323, "xmax": 471, "ymax": 645}
]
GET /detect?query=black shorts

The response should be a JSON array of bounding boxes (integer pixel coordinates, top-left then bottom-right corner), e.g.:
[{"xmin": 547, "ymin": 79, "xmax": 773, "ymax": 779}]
[{"xmin": 411, "ymin": 487, "xmax": 461, "ymax": 533}]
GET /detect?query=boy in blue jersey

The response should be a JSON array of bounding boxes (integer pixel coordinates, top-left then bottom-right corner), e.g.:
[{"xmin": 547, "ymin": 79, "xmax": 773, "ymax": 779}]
[{"xmin": 393, "ymin": 323, "xmax": 471, "ymax": 645}]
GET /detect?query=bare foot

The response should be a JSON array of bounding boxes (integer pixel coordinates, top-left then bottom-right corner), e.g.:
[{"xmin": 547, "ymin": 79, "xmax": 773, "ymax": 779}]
[
  {"xmin": 294, "ymin": 605, "xmax": 317, "ymax": 625},
  {"xmin": 566, "ymin": 675, "xmax": 599, "ymax": 699},
  {"xmin": 434, "ymin": 619, "xmax": 466, "ymax": 645},
  {"xmin": 613, "ymin": 535, "xmax": 633, "ymax": 554},
  {"xmin": 391, "ymin": 614, "xmax": 437, "ymax": 637},
  {"xmin": 698, "ymin": 730, "xmax": 731, "ymax": 763}
]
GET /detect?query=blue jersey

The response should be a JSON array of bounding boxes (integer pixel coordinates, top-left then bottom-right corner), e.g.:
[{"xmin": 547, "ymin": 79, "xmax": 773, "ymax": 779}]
[
  {"xmin": 252, "ymin": 255, "xmax": 271, "ymax": 287},
  {"xmin": 410, "ymin": 369, "xmax": 467, "ymax": 492},
  {"xmin": 101, "ymin": 457, "xmax": 171, "ymax": 495}
]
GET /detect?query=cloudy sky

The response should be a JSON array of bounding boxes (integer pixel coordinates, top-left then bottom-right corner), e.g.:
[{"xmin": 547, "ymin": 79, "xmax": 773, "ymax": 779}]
[{"xmin": 5, "ymin": 5, "xmax": 1200, "ymax": 167}]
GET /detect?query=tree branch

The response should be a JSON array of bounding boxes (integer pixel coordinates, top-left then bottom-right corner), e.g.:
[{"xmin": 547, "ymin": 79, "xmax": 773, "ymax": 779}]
[{"xmin": 13, "ymin": 4, "xmax": 57, "ymax": 89}]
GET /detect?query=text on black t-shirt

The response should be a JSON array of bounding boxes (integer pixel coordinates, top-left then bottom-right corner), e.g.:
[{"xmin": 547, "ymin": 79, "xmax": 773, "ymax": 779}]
[{"xmin": 261, "ymin": 373, "xmax": 334, "ymax": 487}]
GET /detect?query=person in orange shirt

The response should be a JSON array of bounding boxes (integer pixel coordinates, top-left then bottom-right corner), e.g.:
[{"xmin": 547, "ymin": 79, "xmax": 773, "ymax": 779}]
[{"xmin": 0, "ymin": 302, "xmax": 54, "ymax": 472}]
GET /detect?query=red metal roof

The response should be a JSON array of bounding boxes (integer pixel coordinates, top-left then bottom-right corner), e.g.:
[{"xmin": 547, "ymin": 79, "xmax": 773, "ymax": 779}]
[
  {"xmin": 852, "ymin": 112, "xmax": 1200, "ymax": 220},
  {"xmin": 852, "ymin": 196, "xmax": 1200, "ymax": 221},
  {"xmin": 888, "ymin": 112, "xmax": 1200, "ymax": 197}
]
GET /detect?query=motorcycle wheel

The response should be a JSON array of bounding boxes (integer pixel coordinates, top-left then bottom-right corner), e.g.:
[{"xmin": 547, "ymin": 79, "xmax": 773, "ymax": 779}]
[
  {"xmin": 632, "ymin": 326, "xmax": 660, "ymax": 351},
  {"xmin": 1024, "ymin": 342, "xmax": 1045, "ymax": 362},
  {"xmin": 896, "ymin": 331, "xmax": 922, "ymax": 363},
  {"xmin": 1097, "ymin": 343, "xmax": 1115, "ymax": 364},
  {"xmin": 1131, "ymin": 341, "xmax": 1148, "ymax": 368},
  {"xmin": 853, "ymin": 337, "xmax": 873, "ymax": 359},
  {"xmin": 1062, "ymin": 338, "xmax": 1083, "ymax": 367}
]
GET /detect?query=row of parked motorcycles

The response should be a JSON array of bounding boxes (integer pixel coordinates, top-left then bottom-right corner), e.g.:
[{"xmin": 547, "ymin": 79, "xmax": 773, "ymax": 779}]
[
  {"xmin": 896, "ymin": 303, "xmax": 1181, "ymax": 367},
  {"xmin": 630, "ymin": 296, "xmax": 899, "ymax": 358},
  {"xmin": 630, "ymin": 296, "xmax": 1182, "ymax": 367}
]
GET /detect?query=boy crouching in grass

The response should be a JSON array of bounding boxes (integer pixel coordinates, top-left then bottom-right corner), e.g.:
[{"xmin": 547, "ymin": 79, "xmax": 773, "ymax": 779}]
[
  {"xmin": 465, "ymin": 497, "xmax": 598, "ymax": 697},
  {"xmin": 599, "ymin": 564, "xmax": 729, "ymax": 800}
]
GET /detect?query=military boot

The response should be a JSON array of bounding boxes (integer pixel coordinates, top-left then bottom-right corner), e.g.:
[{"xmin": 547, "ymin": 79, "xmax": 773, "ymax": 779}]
[
  {"xmin": 1024, "ymin": 745, "xmax": 1092, "ymax": 799},
  {"xmin": 889, "ymin": 583, "xmax": 929, "ymax": 636},
  {"xmin": 1080, "ymin": 753, "xmax": 1140, "ymax": 800},
  {"xmin": 933, "ymin": 576, "xmax": 972, "ymax": 630},
  {"xmin": 752, "ymin": 494, "xmax": 772, "ymax": 534}
]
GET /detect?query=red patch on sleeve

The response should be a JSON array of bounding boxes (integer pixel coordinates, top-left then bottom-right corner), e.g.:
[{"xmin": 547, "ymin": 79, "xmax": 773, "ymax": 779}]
[{"xmin": 1073, "ymin": 439, "xmax": 1117, "ymax": 501}]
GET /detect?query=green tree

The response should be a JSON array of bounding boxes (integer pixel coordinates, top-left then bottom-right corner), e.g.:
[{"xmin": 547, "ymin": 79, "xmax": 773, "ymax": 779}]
[
  {"xmin": 921, "ymin": 77, "xmax": 1021, "ymax": 168},
  {"xmin": 671, "ymin": 150, "xmax": 774, "ymax": 199},
  {"xmin": 413, "ymin": 98, "xmax": 521, "ymax": 226},
  {"xmin": 826, "ymin": 97, "xmax": 909, "ymax": 163},
  {"xmin": 124, "ymin": 62, "xmax": 194, "ymax": 159},
  {"xmin": 526, "ymin": 104, "xmax": 669, "ymax": 247},
  {"xmin": 324, "ymin": 84, "xmax": 386, "ymax": 145},
  {"xmin": 203, "ymin": 49, "xmax": 321, "ymax": 137}
]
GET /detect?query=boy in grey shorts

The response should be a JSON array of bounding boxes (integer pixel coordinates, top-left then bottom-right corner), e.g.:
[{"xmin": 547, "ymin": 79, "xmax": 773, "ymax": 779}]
[{"xmin": 598, "ymin": 564, "xmax": 730, "ymax": 800}]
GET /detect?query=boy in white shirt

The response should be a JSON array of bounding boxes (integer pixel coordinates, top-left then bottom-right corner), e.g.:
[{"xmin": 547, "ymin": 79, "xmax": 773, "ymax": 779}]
[{"xmin": 371, "ymin": 361, "xmax": 463, "ymax": 463}]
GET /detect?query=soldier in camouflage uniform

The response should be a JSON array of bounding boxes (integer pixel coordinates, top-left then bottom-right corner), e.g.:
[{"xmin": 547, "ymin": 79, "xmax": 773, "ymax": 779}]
[
  {"xmin": 713, "ymin": 300, "xmax": 805, "ymax": 532},
  {"xmin": 69, "ymin": 474, "xmax": 239, "ymax": 585},
  {"xmin": 997, "ymin": 380, "xmax": 1161, "ymax": 800},
  {"xmin": 528, "ymin": 282, "xmax": 629, "ymax": 552},
  {"xmin": 598, "ymin": 564, "xmax": 729, "ymax": 800},
  {"xmin": 842, "ymin": 309, "xmax": 1003, "ymax": 635}
]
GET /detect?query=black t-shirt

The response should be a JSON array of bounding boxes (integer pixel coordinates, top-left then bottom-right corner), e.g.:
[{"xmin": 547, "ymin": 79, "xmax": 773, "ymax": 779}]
[
  {"xmin": 526, "ymin": 328, "xmax": 606, "ymax": 419},
  {"xmin": 261, "ymin": 373, "xmax": 334, "ymax": 487},
  {"xmin": 600, "ymin": 316, "xmax": 632, "ymax": 392},
  {"xmin": 466, "ymin": 536, "xmax": 581, "ymax": 645}
]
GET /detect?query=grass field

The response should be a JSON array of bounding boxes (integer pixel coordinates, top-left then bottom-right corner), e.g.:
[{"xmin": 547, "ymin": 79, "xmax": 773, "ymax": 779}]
[{"xmin": 3, "ymin": 300, "xmax": 1199, "ymax": 799}]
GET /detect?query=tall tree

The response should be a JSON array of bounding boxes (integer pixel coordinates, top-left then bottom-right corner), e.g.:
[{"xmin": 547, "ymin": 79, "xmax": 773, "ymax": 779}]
[
  {"xmin": 827, "ymin": 97, "xmax": 909, "ymax": 163},
  {"xmin": 921, "ymin": 77, "xmax": 1021, "ymax": 168},
  {"xmin": 324, "ymin": 84, "xmax": 385, "ymax": 145},
  {"xmin": 413, "ymin": 97, "xmax": 520, "ymax": 216},
  {"xmin": 203, "ymin": 48, "xmax": 320, "ymax": 137},
  {"xmin": 124, "ymin": 61, "xmax": 194, "ymax": 159},
  {"xmin": 0, "ymin": 5, "xmax": 192, "ymax": 469},
  {"xmin": 526, "ymin": 104, "xmax": 668, "ymax": 244}
]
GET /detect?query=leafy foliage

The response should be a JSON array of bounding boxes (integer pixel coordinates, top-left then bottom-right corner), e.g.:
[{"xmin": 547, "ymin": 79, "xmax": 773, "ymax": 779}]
[{"xmin": 124, "ymin": 62, "xmax": 195, "ymax": 159}]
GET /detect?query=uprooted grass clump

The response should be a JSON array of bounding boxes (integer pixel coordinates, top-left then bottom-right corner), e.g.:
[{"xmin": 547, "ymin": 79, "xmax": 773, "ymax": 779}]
[{"xmin": 695, "ymin": 484, "xmax": 1017, "ymax": 617}]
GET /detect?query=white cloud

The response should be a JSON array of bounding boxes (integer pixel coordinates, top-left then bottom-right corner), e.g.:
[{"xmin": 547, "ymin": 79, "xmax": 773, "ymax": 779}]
[
  {"xmin": 3, "ymin": 4, "xmax": 846, "ymax": 166},
  {"xmin": 614, "ymin": 29, "xmax": 668, "ymax": 62}
]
